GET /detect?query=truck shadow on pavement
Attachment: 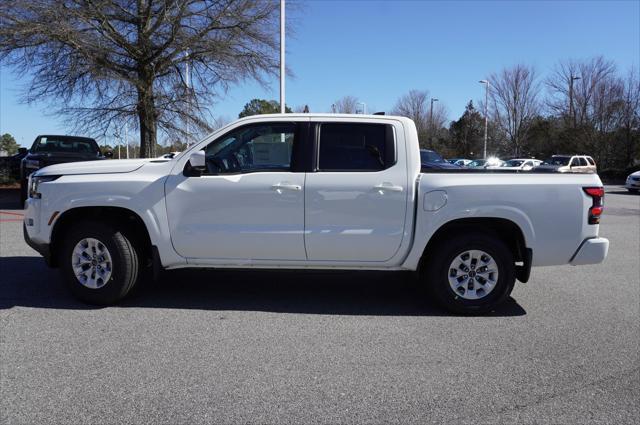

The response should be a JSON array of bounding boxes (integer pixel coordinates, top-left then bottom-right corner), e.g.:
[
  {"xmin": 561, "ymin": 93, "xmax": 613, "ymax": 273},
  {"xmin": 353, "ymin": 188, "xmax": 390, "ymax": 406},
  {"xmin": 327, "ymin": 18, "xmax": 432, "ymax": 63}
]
[{"xmin": 0, "ymin": 256, "xmax": 526, "ymax": 316}]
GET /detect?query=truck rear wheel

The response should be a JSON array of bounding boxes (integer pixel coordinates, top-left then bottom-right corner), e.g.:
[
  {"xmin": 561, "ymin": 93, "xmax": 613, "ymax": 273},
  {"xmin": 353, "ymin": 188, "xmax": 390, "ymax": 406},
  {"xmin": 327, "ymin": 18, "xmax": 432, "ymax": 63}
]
[
  {"xmin": 60, "ymin": 221, "xmax": 140, "ymax": 305},
  {"xmin": 424, "ymin": 232, "xmax": 515, "ymax": 314}
]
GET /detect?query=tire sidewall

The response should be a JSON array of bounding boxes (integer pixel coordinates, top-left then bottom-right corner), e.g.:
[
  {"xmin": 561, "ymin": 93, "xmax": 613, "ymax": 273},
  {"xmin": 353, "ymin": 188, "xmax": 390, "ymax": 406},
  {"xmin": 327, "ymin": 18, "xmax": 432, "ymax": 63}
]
[
  {"xmin": 60, "ymin": 223, "xmax": 136, "ymax": 305},
  {"xmin": 427, "ymin": 234, "xmax": 515, "ymax": 314}
]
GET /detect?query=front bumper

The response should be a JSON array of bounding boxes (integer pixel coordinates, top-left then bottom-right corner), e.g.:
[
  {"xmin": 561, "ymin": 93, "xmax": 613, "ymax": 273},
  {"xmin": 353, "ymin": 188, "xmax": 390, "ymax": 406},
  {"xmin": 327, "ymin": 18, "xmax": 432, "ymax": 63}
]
[
  {"xmin": 23, "ymin": 223, "xmax": 53, "ymax": 266},
  {"xmin": 570, "ymin": 237, "xmax": 609, "ymax": 266}
]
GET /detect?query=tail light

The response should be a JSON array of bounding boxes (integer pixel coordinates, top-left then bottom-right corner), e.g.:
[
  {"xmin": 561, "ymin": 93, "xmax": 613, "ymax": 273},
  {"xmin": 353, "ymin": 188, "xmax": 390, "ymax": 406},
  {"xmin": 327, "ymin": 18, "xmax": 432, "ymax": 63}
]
[{"xmin": 583, "ymin": 187, "xmax": 604, "ymax": 224}]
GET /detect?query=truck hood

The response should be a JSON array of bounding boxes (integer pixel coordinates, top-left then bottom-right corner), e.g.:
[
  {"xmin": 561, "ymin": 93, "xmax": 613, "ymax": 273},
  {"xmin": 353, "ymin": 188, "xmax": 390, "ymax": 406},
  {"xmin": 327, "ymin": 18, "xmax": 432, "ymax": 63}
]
[{"xmin": 34, "ymin": 158, "xmax": 162, "ymax": 176}]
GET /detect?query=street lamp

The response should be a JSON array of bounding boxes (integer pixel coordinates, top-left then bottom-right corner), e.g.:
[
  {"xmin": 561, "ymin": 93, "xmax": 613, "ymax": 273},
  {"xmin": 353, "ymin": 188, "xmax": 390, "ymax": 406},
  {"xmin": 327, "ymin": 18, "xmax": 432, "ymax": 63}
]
[
  {"xmin": 429, "ymin": 98, "xmax": 438, "ymax": 148},
  {"xmin": 569, "ymin": 75, "xmax": 581, "ymax": 128},
  {"xmin": 279, "ymin": 0, "xmax": 286, "ymax": 113},
  {"xmin": 479, "ymin": 80, "xmax": 489, "ymax": 159}
]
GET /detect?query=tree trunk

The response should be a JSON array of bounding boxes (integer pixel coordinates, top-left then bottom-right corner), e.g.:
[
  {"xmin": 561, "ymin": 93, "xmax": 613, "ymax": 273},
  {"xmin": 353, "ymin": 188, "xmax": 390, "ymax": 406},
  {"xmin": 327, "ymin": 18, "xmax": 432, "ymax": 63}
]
[{"xmin": 137, "ymin": 82, "xmax": 157, "ymax": 158}]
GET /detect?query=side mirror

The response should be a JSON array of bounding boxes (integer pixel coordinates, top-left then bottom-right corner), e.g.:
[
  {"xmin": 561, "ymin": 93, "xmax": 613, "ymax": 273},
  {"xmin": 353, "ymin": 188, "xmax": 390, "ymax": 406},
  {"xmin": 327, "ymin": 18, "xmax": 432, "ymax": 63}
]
[
  {"xmin": 104, "ymin": 151, "xmax": 114, "ymax": 159},
  {"xmin": 184, "ymin": 150, "xmax": 205, "ymax": 177},
  {"xmin": 18, "ymin": 147, "xmax": 28, "ymax": 155},
  {"xmin": 189, "ymin": 150, "xmax": 206, "ymax": 168}
]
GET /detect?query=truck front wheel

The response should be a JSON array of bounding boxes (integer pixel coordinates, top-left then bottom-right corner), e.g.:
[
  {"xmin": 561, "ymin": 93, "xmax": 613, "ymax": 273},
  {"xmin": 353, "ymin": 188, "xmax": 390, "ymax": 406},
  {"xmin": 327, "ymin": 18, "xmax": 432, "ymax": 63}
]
[
  {"xmin": 60, "ymin": 221, "xmax": 140, "ymax": 305},
  {"xmin": 424, "ymin": 233, "xmax": 516, "ymax": 314}
]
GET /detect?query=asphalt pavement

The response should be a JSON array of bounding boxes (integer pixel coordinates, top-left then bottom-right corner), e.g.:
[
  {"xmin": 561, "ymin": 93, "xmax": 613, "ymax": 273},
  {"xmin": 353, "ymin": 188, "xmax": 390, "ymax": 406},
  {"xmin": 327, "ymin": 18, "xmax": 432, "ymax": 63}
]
[{"xmin": 1, "ymin": 187, "xmax": 638, "ymax": 424}]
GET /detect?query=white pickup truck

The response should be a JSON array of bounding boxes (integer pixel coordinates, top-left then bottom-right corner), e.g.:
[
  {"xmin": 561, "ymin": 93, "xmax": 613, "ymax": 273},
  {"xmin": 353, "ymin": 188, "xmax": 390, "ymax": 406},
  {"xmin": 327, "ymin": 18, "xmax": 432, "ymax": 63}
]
[{"xmin": 24, "ymin": 114, "xmax": 609, "ymax": 313}]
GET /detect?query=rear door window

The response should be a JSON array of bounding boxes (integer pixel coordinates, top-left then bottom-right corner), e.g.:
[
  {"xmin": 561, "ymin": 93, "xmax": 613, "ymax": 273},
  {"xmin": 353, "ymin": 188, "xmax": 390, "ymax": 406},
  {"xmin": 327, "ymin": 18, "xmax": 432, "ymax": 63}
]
[
  {"xmin": 317, "ymin": 123, "xmax": 395, "ymax": 171},
  {"xmin": 578, "ymin": 157, "xmax": 589, "ymax": 166}
]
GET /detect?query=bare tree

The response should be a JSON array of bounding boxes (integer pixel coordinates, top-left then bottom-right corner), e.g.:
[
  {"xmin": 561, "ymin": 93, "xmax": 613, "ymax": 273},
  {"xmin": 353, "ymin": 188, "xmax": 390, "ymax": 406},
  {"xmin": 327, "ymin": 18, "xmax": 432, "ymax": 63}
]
[
  {"xmin": 0, "ymin": 0, "xmax": 284, "ymax": 157},
  {"xmin": 489, "ymin": 64, "xmax": 540, "ymax": 156},
  {"xmin": 391, "ymin": 89, "xmax": 447, "ymax": 148},
  {"xmin": 546, "ymin": 57, "xmax": 617, "ymax": 127},
  {"xmin": 616, "ymin": 68, "xmax": 640, "ymax": 166},
  {"xmin": 333, "ymin": 96, "xmax": 359, "ymax": 114}
]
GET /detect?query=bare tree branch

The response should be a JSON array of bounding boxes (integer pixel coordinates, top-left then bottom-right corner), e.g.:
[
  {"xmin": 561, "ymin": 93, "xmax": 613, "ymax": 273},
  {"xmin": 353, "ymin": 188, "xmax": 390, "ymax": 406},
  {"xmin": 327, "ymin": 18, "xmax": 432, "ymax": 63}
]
[{"xmin": 0, "ymin": 0, "xmax": 285, "ymax": 157}]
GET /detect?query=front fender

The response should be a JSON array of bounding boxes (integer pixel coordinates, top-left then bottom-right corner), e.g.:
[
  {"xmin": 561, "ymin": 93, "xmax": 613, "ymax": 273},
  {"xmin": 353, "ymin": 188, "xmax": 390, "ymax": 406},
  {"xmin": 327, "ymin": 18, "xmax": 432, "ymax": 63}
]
[{"xmin": 39, "ymin": 171, "xmax": 186, "ymax": 268}]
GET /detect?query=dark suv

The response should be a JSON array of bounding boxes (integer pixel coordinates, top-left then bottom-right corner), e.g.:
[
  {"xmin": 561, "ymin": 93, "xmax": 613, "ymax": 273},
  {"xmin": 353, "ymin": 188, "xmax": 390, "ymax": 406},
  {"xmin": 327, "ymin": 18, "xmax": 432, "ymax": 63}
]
[{"xmin": 20, "ymin": 135, "xmax": 111, "ymax": 204}]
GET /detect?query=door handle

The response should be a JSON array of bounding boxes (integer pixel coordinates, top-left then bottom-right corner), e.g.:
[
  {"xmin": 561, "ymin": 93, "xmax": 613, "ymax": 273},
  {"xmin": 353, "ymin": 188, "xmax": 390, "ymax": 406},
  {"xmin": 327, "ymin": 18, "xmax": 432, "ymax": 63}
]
[
  {"xmin": 373, "ymin": 183, "xmax": 403, "ymax": 193},
  {"xmin": 272, "ymin": 182, "xmax": 302, "ymax": 192}
]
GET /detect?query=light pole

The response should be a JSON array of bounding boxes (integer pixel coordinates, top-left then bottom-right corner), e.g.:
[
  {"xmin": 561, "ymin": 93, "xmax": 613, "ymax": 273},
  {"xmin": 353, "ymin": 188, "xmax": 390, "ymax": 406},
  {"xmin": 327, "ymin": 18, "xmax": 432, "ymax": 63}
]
[
  {"xmin": 569, "ymin": 75, "xmax": 581, "ymax": 128},
  {"xmin": 479, "ymin": 80, "xmax": 489, "ymax": 159},
  {"xmin": 184, "ymin": 49, "xmax": 193, "ymax": 147},
  {"xmin": 279, "ymin": 0, "xmax": 286, "ymax": 113},
  {"xmin": 124, "ymin": 121, "xmax": 129, "ymax": 159},
  {"xmin": 429, "ymin": 98, "xmax": 438, "ymax": 148},
  {"xmin": 357, "ymin": 102, "xmax": 367, "ymax": 114}
]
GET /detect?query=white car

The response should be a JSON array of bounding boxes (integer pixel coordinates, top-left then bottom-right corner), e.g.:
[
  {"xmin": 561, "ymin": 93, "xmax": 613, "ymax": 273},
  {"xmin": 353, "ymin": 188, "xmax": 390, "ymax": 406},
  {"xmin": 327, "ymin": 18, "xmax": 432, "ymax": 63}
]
[
  {"xmin": 488, "ymin": 159, "xmax": 543, "ymax": 171},
  {"xmin": 536, "ymin": 155, "xmax": 597, "ymax": 173},
  {"xmin": 23, "ymin": 114, "xmax": 609, "ymax": 314},
  {"xmin": 467, "ymin": 157, "xmax": 504, "ymax": 169},
  {"xmin": 454, "ymin": 159, "xmax": 473, "ymax": 167},
  {"xmin": 626, "ymin": 170, "xmax": 640, "ymax": 193}
]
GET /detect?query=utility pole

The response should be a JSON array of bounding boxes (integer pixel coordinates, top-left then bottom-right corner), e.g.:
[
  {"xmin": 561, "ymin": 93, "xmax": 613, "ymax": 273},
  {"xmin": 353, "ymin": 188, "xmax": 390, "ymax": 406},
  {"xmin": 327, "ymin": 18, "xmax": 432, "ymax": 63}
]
[
  {"xmin": 569, "ymin": 75, "xmax": 581, "ymax": 128},
  {"xmin": 279, "ymin": 0, "xmax": 286, "ymax": 113},
  {"xmin": 479, "ymin": 80, "xmax": 489, "ymax": 159},
  {"xmin": 184, "ymin": 50, "xmax": 192, "ymax": 147},
  {"xmin": 429, "ymin": 98, "xmax": 438, "ymax": 148},
  {"xmin": 124, "ymin": 122, "xmax": 129, "ymax": 159}
]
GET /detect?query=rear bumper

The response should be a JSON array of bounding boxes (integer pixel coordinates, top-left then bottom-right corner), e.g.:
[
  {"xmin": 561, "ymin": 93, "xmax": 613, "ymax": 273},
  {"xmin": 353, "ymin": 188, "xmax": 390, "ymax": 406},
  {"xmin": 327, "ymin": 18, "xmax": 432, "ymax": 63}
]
[{"xmin": 570, "ymin": 237, "xmax": 609, "ymax": 266}]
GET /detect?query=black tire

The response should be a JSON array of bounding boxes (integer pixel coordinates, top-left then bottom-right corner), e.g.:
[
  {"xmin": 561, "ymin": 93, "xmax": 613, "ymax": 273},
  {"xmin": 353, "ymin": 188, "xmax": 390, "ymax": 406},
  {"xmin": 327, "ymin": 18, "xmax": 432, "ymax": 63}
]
[
  {"xmin": 423, "ymin": 232, "xmax": 516, "ymax": 315},
  {"xmin": 60, "ymin": 221, "xmax": 140, "ymax": 305}
]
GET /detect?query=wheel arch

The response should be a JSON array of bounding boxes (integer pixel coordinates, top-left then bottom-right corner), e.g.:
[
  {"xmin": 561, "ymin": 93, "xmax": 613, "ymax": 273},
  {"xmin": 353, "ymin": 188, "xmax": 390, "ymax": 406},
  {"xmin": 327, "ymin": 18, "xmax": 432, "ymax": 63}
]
[
  {"xmin": 49, "ymin": 206, "xmax": 153, "ymax": 268},
  {"xmin": 419, "ymin": 217, "xmax": 532, "ymax": 283}
]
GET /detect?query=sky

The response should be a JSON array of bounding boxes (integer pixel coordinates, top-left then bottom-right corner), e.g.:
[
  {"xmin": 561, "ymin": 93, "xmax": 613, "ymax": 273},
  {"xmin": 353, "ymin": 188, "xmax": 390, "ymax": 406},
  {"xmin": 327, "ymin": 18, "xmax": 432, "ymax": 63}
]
[{"xmin": 1, "ymin": 0, "xmax": 639, "ymax": 147}]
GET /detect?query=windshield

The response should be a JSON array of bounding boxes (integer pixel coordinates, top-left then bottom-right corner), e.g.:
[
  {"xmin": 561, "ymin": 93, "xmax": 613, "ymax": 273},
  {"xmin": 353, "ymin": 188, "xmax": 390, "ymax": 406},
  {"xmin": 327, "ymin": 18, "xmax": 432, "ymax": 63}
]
[
  {"xmin": 32, "ymin": 137, "xmax": 99, "ymax": 154},
  {"xmin": 420, "ymin": 150, "xmax": 445, "ymax": 163},
  {"xmin": 544, "ymin": 156, "xmax": 570, "ymax": 166},
  {"xmin": 468, "ymin": 160, "xmax": 486, "ymax": 167},
  {"xmin": 502, "ymin": 160, "xmax": 524, "ymax": 167}
]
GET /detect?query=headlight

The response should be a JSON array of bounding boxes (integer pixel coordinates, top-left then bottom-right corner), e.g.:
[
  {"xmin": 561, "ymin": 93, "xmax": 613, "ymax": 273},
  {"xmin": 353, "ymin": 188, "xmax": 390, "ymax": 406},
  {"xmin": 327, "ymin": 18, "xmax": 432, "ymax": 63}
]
[
  {"xmin": 24, "ymin": 159, "xmax": 40, "ymax": 169},
  {"xmin": 29, "ymin": 175, "xmax": 60, "ymax": 199}
]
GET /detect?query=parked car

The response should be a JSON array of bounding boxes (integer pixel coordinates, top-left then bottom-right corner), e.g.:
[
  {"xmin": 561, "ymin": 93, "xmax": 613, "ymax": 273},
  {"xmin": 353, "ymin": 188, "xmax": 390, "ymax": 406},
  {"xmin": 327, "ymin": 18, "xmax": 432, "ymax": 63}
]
[
  {"xmin": 420, "ymin": 149, "xmax": 460, "ymax": 170},
  {"xmin": 20, "ymin": 135, "xmax": 112, "ymax": 205},
  {"xmin": 488, "ymin": 158, "xmax": 542, "ymax": 171},
  {"xmin": 8, "ymin": 147, "xmax": 28, "ymax": 180},
  {"xmin": 447, "ymin": 158, "xmax": 472, "ymax": 167},
  {"xmin": 625, "ymin": 170, "xmax": 640, "ymax": 193},
  {"xmin": 467, "ymin": 157, "xmax": 503, "ymax": 169},
  {"xmin": 455, "ymin": 159, "xmax": 473, "ymax": 167},
  {"xmin": 24, "ymin": 114, "xmax": 608, "ymax": 314},
  {"xmin": 536, "ymin": 155, "xmax": 597, "ymax": 173}
]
